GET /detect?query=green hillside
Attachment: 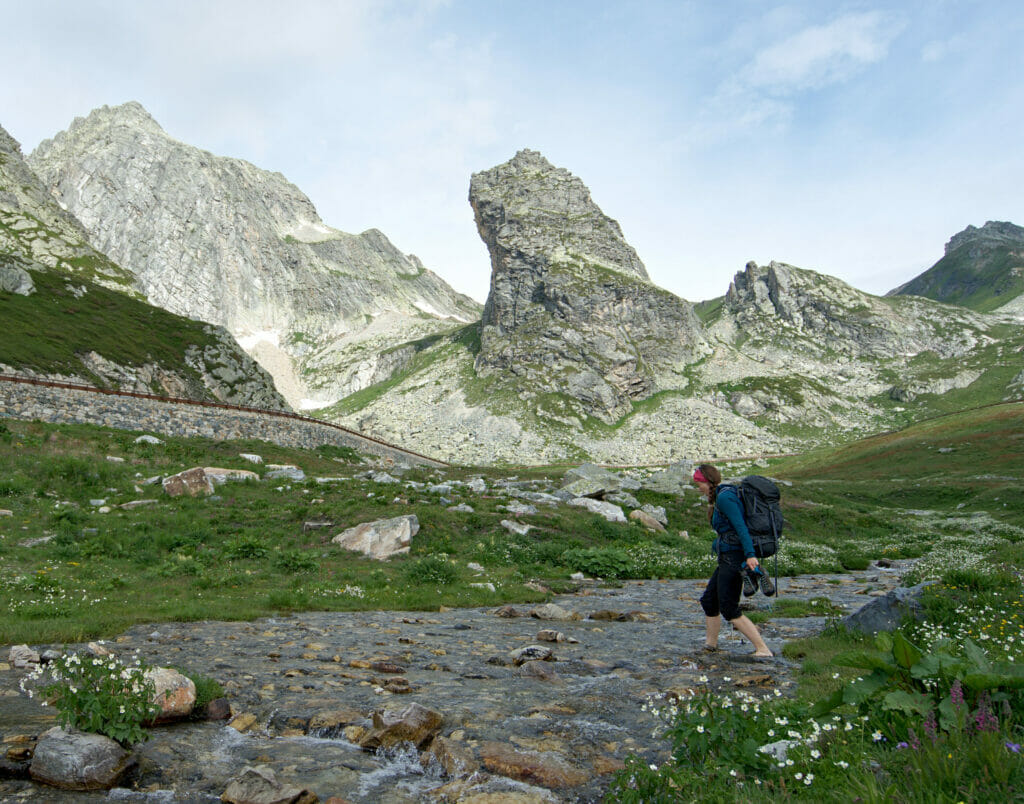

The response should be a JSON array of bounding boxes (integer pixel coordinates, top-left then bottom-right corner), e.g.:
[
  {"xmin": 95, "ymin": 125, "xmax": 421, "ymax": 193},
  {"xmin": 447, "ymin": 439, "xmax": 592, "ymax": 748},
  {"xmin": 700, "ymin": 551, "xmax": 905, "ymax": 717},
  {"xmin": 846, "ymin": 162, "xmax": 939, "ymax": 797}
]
[{"xmin": 896, "ymin": 241, "xmax": 1024, "ymax": 312}]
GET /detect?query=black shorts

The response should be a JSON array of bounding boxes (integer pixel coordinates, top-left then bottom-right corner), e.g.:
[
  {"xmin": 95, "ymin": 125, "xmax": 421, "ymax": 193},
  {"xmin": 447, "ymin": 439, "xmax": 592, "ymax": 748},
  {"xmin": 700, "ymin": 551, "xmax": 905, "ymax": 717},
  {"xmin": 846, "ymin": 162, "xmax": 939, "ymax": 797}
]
[{"xmin": 700, "ymin": 550, "xmax": 746, "ymax": 622}]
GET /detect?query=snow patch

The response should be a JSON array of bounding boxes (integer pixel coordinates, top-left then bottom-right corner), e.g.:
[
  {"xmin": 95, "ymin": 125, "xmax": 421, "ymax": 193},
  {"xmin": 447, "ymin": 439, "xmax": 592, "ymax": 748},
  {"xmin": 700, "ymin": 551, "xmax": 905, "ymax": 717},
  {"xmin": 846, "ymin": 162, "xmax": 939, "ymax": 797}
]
[
  {"xmin": 413, "ymin": 299, "xmax": 473, "ymax": 323},
  {"xmin": 281, "ymin": 220, "xmax": 336, "ymax": 243},
  {"xmin": 236, "ymin": 330, "xmax": 281, "ymax": 350}
]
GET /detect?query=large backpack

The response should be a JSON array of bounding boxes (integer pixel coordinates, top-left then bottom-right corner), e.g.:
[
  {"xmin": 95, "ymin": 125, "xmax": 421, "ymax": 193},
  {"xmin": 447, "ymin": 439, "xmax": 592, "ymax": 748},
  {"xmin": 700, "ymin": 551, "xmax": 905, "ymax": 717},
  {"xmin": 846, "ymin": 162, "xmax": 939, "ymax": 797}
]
[{"xmin": 737, "ymin": 475, "xmax": 784, "ymax": 558}]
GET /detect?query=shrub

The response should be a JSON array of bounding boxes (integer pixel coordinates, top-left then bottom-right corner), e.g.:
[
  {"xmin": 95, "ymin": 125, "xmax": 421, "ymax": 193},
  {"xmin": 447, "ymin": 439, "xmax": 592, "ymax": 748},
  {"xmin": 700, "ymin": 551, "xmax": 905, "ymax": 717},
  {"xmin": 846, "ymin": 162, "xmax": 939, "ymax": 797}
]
[
  {"xmin": 403, "ymin": 554, "xmax": 458, "ymax": 585},
  {"xmin": 273, "ymin": 549, "xmax": 320, "ymax": 573},
  {"xmin": 224, "ymin": 535, "xmax": 270, "ymax": 559},
  {"xmin": 561, "ymin": 546, "xmax": 631, "ymax": 579},
  {"xmin": 19, "ymin": 652, "xmax": 158, "ymax": 746}
]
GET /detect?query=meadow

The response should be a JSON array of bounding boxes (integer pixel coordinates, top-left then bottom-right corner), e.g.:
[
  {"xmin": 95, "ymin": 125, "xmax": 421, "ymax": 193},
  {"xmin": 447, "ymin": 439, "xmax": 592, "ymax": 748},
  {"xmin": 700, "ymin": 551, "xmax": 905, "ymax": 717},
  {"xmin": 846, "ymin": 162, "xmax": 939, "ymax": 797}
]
[{"xmin": 1, "ymin": 403, "xmax": 1023, "ymax": 800}]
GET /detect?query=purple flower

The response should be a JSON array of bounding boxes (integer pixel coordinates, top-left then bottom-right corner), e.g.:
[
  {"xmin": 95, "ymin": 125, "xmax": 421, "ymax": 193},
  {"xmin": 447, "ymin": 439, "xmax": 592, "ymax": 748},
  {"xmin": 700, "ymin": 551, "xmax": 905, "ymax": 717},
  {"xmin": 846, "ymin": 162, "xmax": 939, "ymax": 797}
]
[
  {"xmin": 950, "ymin": 680, "xmax": 964, "ymax": 710},
  {"xmin": 1007, "ymin": 742, "xmax": 1022, "ymax": 754},
  {"xmin": 896, "ymin": 741, "xmax": 909, "ymax": 749}
]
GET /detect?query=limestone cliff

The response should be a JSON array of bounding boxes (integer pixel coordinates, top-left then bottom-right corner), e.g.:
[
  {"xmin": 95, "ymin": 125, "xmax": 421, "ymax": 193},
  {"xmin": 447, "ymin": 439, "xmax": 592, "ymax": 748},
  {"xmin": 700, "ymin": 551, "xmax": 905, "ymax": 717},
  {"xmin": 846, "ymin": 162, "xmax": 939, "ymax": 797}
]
[
  {"xmin": 28, "ymin": 102, "xmax": 482, "ymax": 409},
  {"xmin": 0, "ymin": 121, "xmax": 287, "ymax": 408},
  {"xmin": 469, "ymin": 149, "xmax": 707, "ymax": 423}
]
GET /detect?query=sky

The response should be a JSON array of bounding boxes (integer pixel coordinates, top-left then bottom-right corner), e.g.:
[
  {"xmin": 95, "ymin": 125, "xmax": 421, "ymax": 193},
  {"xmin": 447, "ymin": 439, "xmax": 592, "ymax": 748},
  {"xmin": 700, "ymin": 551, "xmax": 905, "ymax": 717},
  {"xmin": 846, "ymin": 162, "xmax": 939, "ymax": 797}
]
[{"xmin": 2, "ymin": 0, "xmax": 1023, "ymax": 304}]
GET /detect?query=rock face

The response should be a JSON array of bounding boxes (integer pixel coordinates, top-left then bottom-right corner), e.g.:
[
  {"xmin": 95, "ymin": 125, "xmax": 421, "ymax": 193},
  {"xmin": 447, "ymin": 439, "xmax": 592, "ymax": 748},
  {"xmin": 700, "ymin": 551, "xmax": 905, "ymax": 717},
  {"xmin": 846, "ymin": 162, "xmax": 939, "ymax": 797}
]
[
  {"xmin": 28, "ymin": 102, "xmax": 481, "ymax": 409},
  {"xmin": 1, "ymin": 120, "xmax": 288, "ymax": 409},
  {"xmin": 469, "ymin": 149, "xmax": 707, "ymax": 423},
  {"xmin": 29, "ymin": 727, "xmax": 133, "ymax": 791},
  {"xmin": 889, "ymin": 221, "xmax": 1024, "ymax": 313}
]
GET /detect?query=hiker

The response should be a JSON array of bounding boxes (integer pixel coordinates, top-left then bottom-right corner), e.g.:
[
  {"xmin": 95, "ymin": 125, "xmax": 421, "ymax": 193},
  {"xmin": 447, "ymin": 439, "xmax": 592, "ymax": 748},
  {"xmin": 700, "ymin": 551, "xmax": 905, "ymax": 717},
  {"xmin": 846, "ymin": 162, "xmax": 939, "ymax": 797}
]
[{"xmin": 693, "ymin": 463, "xmax": 773, "ymax": 658}]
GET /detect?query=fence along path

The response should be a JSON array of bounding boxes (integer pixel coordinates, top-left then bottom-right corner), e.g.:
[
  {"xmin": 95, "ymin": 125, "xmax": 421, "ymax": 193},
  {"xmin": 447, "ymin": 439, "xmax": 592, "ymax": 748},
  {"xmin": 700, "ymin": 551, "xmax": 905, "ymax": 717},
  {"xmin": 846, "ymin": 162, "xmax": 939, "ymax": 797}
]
[{"xmin": 0, "ymin": 374, "xmax": 447, "ymax": 467}]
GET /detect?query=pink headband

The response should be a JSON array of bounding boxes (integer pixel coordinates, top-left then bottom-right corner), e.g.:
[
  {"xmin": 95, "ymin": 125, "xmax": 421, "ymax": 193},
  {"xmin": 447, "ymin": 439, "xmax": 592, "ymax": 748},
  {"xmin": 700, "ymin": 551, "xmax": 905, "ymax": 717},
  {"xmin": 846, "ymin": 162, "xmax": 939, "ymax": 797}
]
[{"xmin": 693, "ymin": 468, "xmax": 707, "ymax": 483}]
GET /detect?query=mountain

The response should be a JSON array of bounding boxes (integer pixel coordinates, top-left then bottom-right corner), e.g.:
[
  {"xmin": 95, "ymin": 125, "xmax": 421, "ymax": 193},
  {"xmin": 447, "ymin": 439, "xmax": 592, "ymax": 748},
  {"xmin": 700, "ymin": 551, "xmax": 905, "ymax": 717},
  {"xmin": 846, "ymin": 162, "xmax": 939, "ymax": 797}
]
[
  {"xmin": 324, "ymin": 154, "xmax": 1023, "ymax": 464},
  {"xmin": 889, "ymin": 221, "xmax": 1024, "ymax": 313},
  {"xmin": 470, "ymin": 150, "xmax": 707, "ymax": 423},
  {"xmin": 0, "ymin": 123, "xmax": 287, "ymax": 407},
  {"xmin": 27, "ymin": 102, "xmax": 482, "ymax": 410}
]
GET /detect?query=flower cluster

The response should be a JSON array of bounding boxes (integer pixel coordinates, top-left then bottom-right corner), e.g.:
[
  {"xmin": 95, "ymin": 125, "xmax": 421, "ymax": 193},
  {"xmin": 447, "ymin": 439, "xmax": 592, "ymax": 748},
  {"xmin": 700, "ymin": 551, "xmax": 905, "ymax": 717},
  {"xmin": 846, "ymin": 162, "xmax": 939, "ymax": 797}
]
[{"xmin": 20, "ymin": 651, "xmax": 158, "ymax": 746}]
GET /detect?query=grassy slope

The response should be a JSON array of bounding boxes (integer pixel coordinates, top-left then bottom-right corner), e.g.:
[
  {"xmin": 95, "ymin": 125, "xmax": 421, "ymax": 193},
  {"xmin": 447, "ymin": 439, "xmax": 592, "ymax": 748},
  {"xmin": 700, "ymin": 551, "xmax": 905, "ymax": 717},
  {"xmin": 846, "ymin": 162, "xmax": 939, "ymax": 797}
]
[
  {"xmin": 1, "ymin": 403, "xmax": 1021, "ymax": 645},
  {"xmin": 897, "ymin": 243, "xmax": 1024, "ymax": 312},
  {"xmin": 0, "ymin": 268, "xmax": 219, "ymax": 391}
]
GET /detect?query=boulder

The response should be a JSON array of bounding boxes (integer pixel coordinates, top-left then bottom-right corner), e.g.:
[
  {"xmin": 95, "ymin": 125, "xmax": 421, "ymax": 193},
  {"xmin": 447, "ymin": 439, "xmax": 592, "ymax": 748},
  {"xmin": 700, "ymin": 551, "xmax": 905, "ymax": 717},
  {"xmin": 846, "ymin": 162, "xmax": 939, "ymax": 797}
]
[
  {"xmin": 0, "ymin": 263, "xmax": 35, "ymax": 295},
  {"xmin": 478, "ymin": 741, "xmax": 590, "ymax": 789},
  {"xmin": 500, "ymin": 519, "xmax": 532, "ymax": 536},
  {"xmin": 501, "ymin": 501, "xmax": 538, "ymax": 516},
  {"xmin": 9, "ymin": 644, "xmax": 40, "ymax": 667},
  {"xmin": 162, "ymin": 467, "xmax": 214, "ymax": 497},
  {"xmin": 641, "ymin": 504, "xmax": 668, "ymax": 526},
  {"xmin": 221, "ymin": 764, "xmax": 318, "ymax": 804},
  {"xmin": 842, "ymin": 582, "xmax": 936, "ymax": 634},
  {"xmin": 265, "ymin": 465, "xmax": 306, "ymax": 482},
  {"xmin": 133, "ymin": 434, "xmax": 162, "ymax": 445},
  {"xmin": 331, "ymin": 515, "xmax": 419, "ymax": 560},
  {"xmin": 203, "ymin": 467, "xmax": 260, "ymax": 484},
  {"xmin": 568, "ymin": 498, "xmax": 626, "ymax": 523},
  {"xmin": 511, "ymin": 646, "xmax": 553, "ymax": 665},
  {"xmin": 420, "ymin": 735, "xmax": 479, "ymax": 777},
  {"xmin": 239, "ymin": 453, "xmax": 263, "ymax": 464},
  {"xmin": 145, "ymin": 667, "xmax": 196, "ymax": 722},
  {"xmin": 629, "ymin": 509, "xmax": 665, "ymax": 532},
  {"xmin": 30, "ymin": 727, "xmax": 134, "ymax": 791},
  {"xmin": 640, "ymin": 461, "xmax": 694, "ymax": 494},
  {"xmin": 358, "ymin": 702, "xmax": 443, "ymax": 750},
  {"xmin": 528, "ymin": 604, "xmax": 578, "ymax": 621}
]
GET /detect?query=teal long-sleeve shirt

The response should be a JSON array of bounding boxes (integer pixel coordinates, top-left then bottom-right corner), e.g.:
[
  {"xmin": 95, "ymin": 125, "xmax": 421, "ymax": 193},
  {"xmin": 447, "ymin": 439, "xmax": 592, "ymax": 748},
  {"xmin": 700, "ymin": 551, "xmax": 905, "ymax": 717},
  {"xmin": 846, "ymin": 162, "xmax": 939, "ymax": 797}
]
[{"xmin": 711, "ymin": 485, "xmax": 756, "ymax": 558}]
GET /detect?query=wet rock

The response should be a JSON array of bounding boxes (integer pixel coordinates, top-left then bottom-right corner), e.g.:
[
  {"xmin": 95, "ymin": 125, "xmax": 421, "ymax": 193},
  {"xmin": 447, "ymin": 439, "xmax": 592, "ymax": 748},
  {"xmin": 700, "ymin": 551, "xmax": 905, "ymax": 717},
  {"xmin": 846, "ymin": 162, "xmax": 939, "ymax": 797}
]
[
  {"xmin": 331, "ymin": 514, "xmax": 419, "ymax": 559},
  {"xmin": 628, "ymin": 509, "xmax": 665, "ymax": 532},
  {"xmin": 202, "ymin": 697, "xmax": 232, "ymax": 720},
  {"xmin": 478, "ymin": 741, "xmax": 590, "ymax": 789},
  {"xmin": 588, "ymin": 610, "xmax": 652, "ymax": 622},
  {"xmin": 162, "ymin": 467, "xmax": 214, "ymax": 497},
  {"xmin": 528, "ymin": 604, "xmax": 578, "ymax": 621},
  {"xmin": 9, "ymin": 645, "xmax": 40, "ymax": 667},
  {"xmin": 511, "ymin": 646, "xmax": 553, "ymax": 666},
  {"xmin": 29, "ymin": 727, "xmax": 134, "ymax": 791},
  {"xmin": 421, "ymin": 735, "xmax": 479, "ymax": 778},
  {"xmin": 145, "ymin": 667, "xmax": 196, "ymax": 722},
  {"xmin": 518, "ymin": 662, "xmax": 561, "ymax": 682},
  {"xmin": 229, "ymin": 713, "xmax": 260, "ymax": 733},
  {"xmin": 220, "ymin": 764, "xmax": 318, "ymax": 804},
  {"xmin": 568, "ymin": 497, "xmax": 625, "ymax": 523},
  {"xmin": 494, "ymin": 606, "xmax": 520, "ymax": 618},
  {"xmin": 535, "ymin": 630, "xmax": 566, "ymax": 643},
  {"xmin": 358, "ymin": 702, "xmax": 443, "ymax": 750}
]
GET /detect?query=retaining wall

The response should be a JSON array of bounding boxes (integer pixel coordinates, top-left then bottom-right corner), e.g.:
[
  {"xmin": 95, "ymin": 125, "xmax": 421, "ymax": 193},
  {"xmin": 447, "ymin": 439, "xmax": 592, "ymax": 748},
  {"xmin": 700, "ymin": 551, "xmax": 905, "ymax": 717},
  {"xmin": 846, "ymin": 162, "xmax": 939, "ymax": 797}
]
[{"xmin": 0, "ymin": 375, "xmax": 445, "ymax": 467}]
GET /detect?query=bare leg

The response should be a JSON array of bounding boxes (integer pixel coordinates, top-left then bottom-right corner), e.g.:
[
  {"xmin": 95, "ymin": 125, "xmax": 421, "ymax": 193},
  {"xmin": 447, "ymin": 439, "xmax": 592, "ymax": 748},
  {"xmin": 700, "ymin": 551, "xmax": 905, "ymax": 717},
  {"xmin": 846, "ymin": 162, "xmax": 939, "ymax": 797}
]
[
  {"xmin": 728, "ymin": 615, "xmax": 772, "ymax": 656},
  {"xmin": 705, "ymin": 616, "xmax": 721, "ymax": 649}
]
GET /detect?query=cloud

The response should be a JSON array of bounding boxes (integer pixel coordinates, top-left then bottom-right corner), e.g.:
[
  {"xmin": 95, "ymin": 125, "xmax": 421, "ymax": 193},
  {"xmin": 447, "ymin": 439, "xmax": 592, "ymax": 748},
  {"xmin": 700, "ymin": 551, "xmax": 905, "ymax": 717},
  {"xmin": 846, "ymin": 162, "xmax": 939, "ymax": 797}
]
[{"xmin": 744, "ymin": 11, "xmax": 905, "ymax": 94}]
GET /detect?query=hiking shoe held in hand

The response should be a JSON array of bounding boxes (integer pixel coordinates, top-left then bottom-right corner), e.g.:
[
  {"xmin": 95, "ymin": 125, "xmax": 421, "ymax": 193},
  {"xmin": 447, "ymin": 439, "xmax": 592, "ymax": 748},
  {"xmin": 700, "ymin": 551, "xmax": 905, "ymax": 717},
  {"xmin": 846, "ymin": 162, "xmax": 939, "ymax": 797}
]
[
  {"xmin": 756, "ymin": 568, "xmax": 775, "ymax": 597},
  {"xmin": 741, "ymin": 569, "xmax": 757, "ymax": 597}
]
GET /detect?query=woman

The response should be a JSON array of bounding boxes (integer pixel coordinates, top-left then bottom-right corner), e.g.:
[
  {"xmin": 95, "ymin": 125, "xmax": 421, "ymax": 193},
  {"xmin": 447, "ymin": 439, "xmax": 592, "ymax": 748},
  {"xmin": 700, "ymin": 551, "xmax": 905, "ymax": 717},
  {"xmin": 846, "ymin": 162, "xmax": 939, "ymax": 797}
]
[{"xmin": 693, "ymin": 463, "xmax": 773, "ymax": 658}]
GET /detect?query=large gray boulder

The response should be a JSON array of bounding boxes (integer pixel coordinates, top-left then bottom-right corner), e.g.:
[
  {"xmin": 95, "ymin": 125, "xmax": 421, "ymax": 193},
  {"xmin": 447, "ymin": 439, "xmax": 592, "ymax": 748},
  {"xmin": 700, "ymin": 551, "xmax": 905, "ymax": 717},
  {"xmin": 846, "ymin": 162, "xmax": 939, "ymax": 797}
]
[
  {"xmin": 30, "ymin": 727, "xmax": 134, "ymax": 791},
  {"xmin": 469, "ymin": 149, "xmax": 707, "ymax": 424},
  {"xmin": 641, "ymin": 461, "xmax": 695, "ymax": 495},
  {"xmin": 331, "ymin": 515, "xmax": 419, "ymax": 559},
  {"xmin": 842, "ymin": 581, "xmax": 936, "ymax": 634},
  {"xmin": 560, "ymin": 463, "xmax": 640, "ymax": 498}
]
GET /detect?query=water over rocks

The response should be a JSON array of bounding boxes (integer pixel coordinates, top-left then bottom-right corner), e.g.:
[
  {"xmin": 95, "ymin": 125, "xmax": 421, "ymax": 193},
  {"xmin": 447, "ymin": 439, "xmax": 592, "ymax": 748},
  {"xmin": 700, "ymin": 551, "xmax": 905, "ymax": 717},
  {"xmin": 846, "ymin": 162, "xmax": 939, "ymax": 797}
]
[{"xmin": 0, "ymin": 564, "xmax": 910, "ymax": 802}]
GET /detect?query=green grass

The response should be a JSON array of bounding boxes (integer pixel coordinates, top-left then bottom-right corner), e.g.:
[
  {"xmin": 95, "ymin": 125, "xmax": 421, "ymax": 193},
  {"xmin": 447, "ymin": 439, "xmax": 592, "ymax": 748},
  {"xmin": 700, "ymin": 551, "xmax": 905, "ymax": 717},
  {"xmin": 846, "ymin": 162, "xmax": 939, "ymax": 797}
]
[
  {"xmin": 0, "ymin": 268, "xmax": 222, "ymax": 394},
  {"xmin": 895, "ymin": 242, "xmax": 1024, "ymax": 312}
]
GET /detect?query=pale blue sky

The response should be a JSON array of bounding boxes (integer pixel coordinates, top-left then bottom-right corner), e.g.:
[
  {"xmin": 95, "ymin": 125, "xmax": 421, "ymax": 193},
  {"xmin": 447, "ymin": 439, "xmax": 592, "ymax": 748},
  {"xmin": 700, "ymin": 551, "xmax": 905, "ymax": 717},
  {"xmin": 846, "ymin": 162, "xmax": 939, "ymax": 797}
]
[{"xmin": 2, "ymin": 0, "xmax": 1022, "ymax": 304}]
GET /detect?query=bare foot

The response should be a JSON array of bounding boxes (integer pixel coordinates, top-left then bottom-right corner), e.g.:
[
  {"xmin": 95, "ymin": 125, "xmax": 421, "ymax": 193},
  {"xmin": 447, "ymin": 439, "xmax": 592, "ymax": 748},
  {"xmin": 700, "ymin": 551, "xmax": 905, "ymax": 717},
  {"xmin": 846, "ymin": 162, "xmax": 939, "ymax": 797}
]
[{"xmin": 753, "ymin": 650, "xmax": 773, "ymax": 658}]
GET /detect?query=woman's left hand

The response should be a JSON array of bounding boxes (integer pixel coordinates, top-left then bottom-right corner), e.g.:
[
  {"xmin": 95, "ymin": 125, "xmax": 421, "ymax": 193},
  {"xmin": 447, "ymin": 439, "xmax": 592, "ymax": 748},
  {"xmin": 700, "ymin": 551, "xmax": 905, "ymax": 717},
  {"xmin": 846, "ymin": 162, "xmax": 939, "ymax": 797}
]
[{"xmin": 746, "ymin": 557, "xmax": 759, "ymax": 572}]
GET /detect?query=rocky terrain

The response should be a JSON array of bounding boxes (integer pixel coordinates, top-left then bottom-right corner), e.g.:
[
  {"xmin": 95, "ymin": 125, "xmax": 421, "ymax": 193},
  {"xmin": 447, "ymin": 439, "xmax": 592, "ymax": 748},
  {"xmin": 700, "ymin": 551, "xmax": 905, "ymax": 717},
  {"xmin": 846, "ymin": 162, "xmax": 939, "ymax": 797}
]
[
  {"xmin": 890, "ymin": 220, "xmax": 1024, "ymax": 313},
  {"xmin": 0, "ymin": 123, "xmax": 287, "ymax": 408},
  {"xmin": 0, "ymin": 566, "xmax": 913, "ymax": 802},
  {"xmin": 28, "ymin": 103, "xmax": 481, "ymax": 410},
  {"xmin": 470, "ymin": 150, "xmax": 707, "ymax": 424},
  {"xmin": 330, "ymin": 157, "xmax": 1023, "ymax": 463}
]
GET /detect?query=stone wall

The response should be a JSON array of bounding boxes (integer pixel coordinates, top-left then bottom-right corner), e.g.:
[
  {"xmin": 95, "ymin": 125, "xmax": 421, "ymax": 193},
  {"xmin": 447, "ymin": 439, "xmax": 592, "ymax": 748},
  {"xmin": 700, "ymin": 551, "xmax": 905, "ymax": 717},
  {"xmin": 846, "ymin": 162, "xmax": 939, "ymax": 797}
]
[{"xmin": 0, "ymin": 375, "xmax": 444, "ymax": 467}]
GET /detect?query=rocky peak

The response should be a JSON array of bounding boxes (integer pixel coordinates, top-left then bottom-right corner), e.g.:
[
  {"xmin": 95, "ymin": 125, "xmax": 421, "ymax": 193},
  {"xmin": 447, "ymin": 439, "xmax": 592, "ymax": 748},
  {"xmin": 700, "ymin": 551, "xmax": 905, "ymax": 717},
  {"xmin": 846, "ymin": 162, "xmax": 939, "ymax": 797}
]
[
  {"xmin": 470, "ymin": 148, "xmax": 648, "ymax": 283},
  {"xmin": 28, "ymin": 102, "xmax": 481, "ymax": 409},
  {"xmin": 722, "ymin": 260, "xmax": 987, "ymax": 359},
  {"xmin": 469, "ymin": 150, "xmax": 705, "ymax": 424},
  {"xmin": 945, "ymin": 221, "xmax": 1024, "ymax": 256}
]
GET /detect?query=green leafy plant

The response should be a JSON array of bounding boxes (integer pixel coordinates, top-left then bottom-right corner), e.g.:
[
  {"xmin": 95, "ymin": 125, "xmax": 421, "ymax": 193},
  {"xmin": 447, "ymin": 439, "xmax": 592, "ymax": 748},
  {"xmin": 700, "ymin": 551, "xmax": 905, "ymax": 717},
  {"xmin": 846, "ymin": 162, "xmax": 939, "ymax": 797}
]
[
  {"xmin": 561, "ymin": 546, "xmax": 631, "ymax": 579},
  {"xmin": 403, "ymin": 554, "xmax": 458, "ymax": 585},
  {"xmin": 20, "ymin": 652, "xmax": 159, "ymax": 746}
]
